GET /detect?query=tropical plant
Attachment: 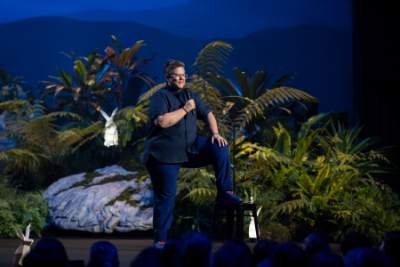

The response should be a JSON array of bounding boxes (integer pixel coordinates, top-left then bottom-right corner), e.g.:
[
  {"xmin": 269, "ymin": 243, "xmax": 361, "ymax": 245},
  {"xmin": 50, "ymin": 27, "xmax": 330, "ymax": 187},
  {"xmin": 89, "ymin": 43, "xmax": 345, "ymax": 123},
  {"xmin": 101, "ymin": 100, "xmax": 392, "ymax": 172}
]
[
  {"xmin": 316, "ymin": 120, "xmax": 392, "ymax": 179},
  {"xmin": 0, "ymin": 178, "xmax": 49, "ymax": 237},
  {"xmin": 40, "ymin": 35, "xmax": 155, "ymax": 119},
  {"xmin": 104, "ymin": 35, "xmax": 156, "ymax": 105},
  {"xmin": 0, "ymin": 69, "xmax": 26, "ymax": 101},
  {"xmin": 0, "ymin": 100, "xmax": 104, "ymax": 189},
  {"xmin": 332, "ymin": 185, "xmax": 400, "ymax": 244},
  {"xmin": 215, "ymin": 68, "xmax": 318, "ymax": 141},
  {"xmin": 114, "ymin": 101, "xmax": 149, "ymax": 148},
  {"xmin": 171, "ymin": 168, "xmax": 216, "ymax": 235}
]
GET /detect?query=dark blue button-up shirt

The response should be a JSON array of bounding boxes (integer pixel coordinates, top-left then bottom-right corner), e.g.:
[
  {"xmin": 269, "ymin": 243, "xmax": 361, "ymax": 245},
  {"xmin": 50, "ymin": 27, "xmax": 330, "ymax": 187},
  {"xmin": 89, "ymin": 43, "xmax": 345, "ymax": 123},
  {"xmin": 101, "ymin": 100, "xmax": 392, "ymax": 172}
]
[{"xmin": 141, "ymin": 85, "xmax": 211, "ymax": 164}]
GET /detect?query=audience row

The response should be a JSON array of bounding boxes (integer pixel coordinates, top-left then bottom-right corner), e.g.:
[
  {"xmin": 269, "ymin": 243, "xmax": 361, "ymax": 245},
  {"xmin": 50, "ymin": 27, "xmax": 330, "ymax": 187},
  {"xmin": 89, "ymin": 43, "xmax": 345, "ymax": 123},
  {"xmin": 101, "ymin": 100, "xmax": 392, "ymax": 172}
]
[{"xmin": 22, "ymin": 231, "xmax": 400, "ymax": 267}]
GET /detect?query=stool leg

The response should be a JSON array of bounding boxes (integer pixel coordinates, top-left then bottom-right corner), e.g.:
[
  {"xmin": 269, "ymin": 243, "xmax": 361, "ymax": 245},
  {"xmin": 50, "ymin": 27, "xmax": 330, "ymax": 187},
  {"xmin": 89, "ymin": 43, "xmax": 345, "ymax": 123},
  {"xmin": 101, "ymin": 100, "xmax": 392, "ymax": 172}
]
[
  {"xmin": 226, "ymin": 210, "xmax": 234, "ymax": 239},
  {"xmin": 253, "ymin": 207, "xmax": 260, "ymax": 242},
  {"xmin": 210, "ymin": 204, "xmax": 216, "ymax": 239},
  {"xmin": 238, "ymin": 205, "xmax": 244, "ymax": 240}
]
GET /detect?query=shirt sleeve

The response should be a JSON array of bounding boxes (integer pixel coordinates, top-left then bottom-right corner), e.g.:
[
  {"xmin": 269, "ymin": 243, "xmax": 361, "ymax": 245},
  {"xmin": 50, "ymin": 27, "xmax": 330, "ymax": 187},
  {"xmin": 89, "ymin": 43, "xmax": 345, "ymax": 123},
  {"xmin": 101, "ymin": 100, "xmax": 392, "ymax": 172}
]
[
  {"xmin": 193, "ymin": 92, "xmax": 211, "ymax": 120},
  {"xmin": 149, "ymin": 93, "xmax": 168, "ymax": 122}
]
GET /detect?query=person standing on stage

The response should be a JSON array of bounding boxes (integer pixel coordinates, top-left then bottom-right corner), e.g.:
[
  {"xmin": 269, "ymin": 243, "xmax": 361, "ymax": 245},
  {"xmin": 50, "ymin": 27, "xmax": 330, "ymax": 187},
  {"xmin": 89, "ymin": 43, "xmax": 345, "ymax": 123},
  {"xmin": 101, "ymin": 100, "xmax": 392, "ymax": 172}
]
[{"xmin": 141, "ymin": 60, "xmax": 243, "ymax": 249}]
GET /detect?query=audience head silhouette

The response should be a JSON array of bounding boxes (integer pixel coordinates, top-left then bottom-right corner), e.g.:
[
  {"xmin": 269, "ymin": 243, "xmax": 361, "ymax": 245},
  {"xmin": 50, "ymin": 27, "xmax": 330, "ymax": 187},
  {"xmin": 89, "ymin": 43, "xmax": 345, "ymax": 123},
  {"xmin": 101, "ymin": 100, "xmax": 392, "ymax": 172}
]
[
  {"xmin": 179, "ymin": 231, "xmax": 212, "ymax": 267},
  {"xmin": 380, "ymin": 231, "xmax": 400, "ymax": 267},
  {"xmin": 23, "ymin": 237, "xmax": 70, "ymax": 267},
  {"xmin": 130, "ymin": 247, "xmax": 164, "ymax": 267},
  {"xmin": 309, "ymin": 252, "xmax": 344, "ymax": 267},
  {"xmin": 303, "ymin": 234, "xmax": 330, "ymax": 261},
  {"xmin": 20, "ymin": 231, "xmax": 400, "ymax": 267},
  {"xmin": 87, "ymin": 241, "xmax": 119, "ymax": 267},
  {"xmin": 344, "ymin": 247, "xmax": 391, "ymax": 267},
  {"xmin": 269, "ymin": 242, "xmax": 308, "ymax": 267},
  {"xmin": 256, "ymin": 259, "xmax": 273, "ymax": 267},
  {"xmin": 340, "ymin": 232, "xmax": 372, "ymax": 257},
  {"xmin": 211, "ymin": 238, "xmax": 253, "ymax": 267},
  {"xmin": 253, "ymin": 239, "xmax": 278, "ymax": 266},
  {"xmin": 159, "ymin": 236, "xmax": 182, "ymax": 267}
]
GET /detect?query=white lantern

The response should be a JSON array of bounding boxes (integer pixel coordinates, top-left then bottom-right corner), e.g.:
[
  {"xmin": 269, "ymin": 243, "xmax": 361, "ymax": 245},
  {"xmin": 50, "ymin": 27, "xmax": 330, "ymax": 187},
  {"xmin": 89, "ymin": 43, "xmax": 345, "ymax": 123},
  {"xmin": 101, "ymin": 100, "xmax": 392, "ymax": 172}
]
[
  {"xmin": 249, "ymin": 207, "xmax": 262, "ymax": 239},
  {"xmin": 99, "ymin": 108, "xmax": 118, "ymax": 147}
]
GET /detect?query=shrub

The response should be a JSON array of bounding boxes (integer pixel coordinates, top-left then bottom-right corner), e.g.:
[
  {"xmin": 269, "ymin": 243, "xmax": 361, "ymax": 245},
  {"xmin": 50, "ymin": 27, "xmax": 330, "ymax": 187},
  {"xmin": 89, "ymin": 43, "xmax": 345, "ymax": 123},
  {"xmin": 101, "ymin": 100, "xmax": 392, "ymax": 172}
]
[{"xmin": 0, "ymin": 178, "xmax": 49, "ymax": 237}]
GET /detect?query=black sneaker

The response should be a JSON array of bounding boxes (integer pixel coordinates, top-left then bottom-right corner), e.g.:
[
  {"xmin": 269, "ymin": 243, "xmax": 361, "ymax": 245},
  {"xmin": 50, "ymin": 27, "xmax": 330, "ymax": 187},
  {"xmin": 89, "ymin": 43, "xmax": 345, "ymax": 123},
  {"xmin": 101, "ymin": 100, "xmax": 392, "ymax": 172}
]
[{"xmin": 215, "ymin": 191, "xmax": 243, "ymax": 203}]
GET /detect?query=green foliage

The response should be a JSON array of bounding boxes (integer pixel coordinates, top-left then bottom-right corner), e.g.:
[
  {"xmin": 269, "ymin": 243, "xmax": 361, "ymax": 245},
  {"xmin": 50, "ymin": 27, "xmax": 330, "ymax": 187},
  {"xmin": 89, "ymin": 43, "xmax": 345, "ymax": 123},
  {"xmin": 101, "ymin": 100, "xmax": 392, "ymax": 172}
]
[
  {"xmin": 0, "ymin": 100, "xmax": 105, "ymax": 189},
  {"xmin": 40, "ymin": 35, "xmax": 155, "ymax": 119},
  {"xmin": 260, "ymin": 222, "xmax": 291, "ymax": 242},
  {"xmin": 211, "ymin": 114, "xmax": 397, "ymax": 243},
  {"xmin": 0, "ymin": 178, "xmax": 49, "ymax": 238},
  {"xmin": 332, "ymin": 185, "xmax": 400, "ymax": 244},
  {"xmin": 171, "ymin": 168, "xmax": 216, "ymax": 235},
  {"xmin": 177, "ymin": 168, "xmax": 217, "ymax": 205},
  {"xmin": 115, "ymin": 101, "xmax": 149, "ymax": 148},
  {"xmin": 0, "ymin": 69, "xmax": 26, "ymax": 101},
  {"xmin": 316, "ymin": 120, "xmax": 393, "ymax": 179},
  {"xmin": 216, "ymin": 68, "xmax": 318, "ymax": 133}
]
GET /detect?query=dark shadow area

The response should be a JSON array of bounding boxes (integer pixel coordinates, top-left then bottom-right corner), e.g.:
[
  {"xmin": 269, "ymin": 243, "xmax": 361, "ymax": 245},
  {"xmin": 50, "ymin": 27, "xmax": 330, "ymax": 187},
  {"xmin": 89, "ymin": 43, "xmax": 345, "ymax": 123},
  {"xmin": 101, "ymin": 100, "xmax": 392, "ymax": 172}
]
[{"xmin": 353, "ymin": 0, "xmax": 400, "ymax": 193}]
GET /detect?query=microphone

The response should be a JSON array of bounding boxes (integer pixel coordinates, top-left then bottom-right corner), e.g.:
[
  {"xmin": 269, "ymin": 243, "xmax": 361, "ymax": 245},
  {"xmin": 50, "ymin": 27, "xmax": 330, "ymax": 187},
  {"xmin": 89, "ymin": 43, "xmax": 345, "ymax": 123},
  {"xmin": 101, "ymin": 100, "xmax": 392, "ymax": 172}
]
[{"xmin": 185, "ymin": 88, "xmax": 196, "ymax": 115}]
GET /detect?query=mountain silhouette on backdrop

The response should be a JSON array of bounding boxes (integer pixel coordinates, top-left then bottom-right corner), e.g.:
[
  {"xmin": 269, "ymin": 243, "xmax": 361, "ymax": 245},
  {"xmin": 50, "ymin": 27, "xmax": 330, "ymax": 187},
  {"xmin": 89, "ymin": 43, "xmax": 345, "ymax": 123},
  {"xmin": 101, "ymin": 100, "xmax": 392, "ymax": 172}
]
[{"xmin": 0, "ymin": 16, "xmax": 352, "ymax": 113}]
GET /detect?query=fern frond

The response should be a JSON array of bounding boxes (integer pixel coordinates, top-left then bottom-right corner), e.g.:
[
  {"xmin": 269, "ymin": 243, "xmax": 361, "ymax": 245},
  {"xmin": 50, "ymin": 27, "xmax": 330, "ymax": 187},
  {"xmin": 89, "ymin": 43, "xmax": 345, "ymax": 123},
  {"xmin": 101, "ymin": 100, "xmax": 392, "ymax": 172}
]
[
  {"xmin": 56, "ymin": 128, "xmax": 82, "ymax": 144},
  {"xmin": 190, "ymin": 78, "xmax": 231, "ymax": 137},
  {"xmin": 182, "ymin": 188, "xmax": 217, "ymax": 204},
  {"xmin": 2, "ymin": 148, "xmax": 50, "ymax": 175},
  {"xmin": 276, "ymin": 154, "xmax": 299, "ymax": 166},
  {"xmin": 0, "ymin": 151, "xmax": 8, "ymax": 161},
  {"xmin": 42, "ymin": 111, "xmax": 84, "ymax": 122},
  {"xmin": 0, "ymin": 100, "xmax": 31, "ymax": 113},
  {"xmin": 192, "ymin": 41, "xmax": 232, "ymax": 78},
  {"xmin": 237, "ymin": 87, "xmax": 318, "ymax": 129},
  {"xmin": 332, "ymin": 165, "xmax": 358, "ymax": 173},
  {"xmin": 25, "ymin": 117, "xmax": 59, "ymax": 140},
  {"xmin": 116, "ymin": 106, "xmax": 136, "ymax": 119},
  {"xmin": 269, "ymin": 198, "xmax": 308, "ymax": 219},
  {"xmin": 71, "ymin": 121, "xmax": 104, "ymax": 153},
  {"xmin": 137, "ymin": 83, "xmax": 166, "ymax": 104},
  {"xmin": 0, "ymin": 131, "xmax": 43, "ymax": 149}
]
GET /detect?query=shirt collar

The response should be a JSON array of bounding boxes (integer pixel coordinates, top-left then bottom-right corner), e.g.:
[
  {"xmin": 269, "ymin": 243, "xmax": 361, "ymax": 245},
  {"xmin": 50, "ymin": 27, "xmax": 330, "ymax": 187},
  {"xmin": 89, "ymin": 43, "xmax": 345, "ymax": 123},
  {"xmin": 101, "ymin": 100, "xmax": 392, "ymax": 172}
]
[{"xmin": 166, "ymin": 84, "xmax": 184, "ymax": 96}]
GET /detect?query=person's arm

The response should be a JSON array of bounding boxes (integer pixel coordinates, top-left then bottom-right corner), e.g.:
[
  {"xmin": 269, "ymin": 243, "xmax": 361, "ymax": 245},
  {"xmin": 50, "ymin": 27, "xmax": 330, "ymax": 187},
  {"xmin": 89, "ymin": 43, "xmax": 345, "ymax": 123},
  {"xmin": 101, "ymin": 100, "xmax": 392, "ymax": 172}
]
[
  {"xmin": 205, "ymin": 112, "xmax": 228, "ymax": 147},
  {"xmin": 154, "ymin": 99, "xmax": 195, "ymax": 128}
]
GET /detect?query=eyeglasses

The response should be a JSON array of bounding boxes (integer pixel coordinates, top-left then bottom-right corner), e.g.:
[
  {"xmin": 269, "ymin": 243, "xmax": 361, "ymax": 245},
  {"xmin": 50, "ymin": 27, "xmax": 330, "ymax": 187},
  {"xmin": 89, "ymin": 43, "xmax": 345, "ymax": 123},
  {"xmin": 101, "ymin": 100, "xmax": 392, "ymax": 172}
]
[{"xmin": 169, "ymin": 73, "xmax": 188, "ymax": 79}]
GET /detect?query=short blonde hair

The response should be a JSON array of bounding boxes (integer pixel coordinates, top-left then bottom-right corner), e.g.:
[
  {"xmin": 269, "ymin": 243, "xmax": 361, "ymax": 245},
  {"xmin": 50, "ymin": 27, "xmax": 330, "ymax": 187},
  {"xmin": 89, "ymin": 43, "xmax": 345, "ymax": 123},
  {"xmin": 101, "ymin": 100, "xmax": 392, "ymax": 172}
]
[{"xmin": 164, "ymin": 60, "xmax": 185, "ymax": 77}]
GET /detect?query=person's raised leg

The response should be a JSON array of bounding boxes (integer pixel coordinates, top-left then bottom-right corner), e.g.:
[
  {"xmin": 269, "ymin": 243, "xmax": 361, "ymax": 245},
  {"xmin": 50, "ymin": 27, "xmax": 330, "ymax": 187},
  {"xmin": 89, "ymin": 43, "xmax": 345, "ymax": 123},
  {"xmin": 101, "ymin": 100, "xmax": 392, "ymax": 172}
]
[
  {"xmin": 146, "ymin": 156, "xmax": 182, "ymax": 246},
  {"xmin": 184, "ymin": 136, "xmax": 242, "ymax": 203}
]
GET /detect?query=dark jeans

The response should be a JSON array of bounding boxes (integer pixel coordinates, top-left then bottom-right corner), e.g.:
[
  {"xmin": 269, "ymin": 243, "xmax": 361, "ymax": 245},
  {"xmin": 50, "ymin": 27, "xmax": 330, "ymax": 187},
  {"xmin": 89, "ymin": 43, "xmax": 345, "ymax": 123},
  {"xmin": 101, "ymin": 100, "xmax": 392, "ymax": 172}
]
[{"xmin": 145, "ymin": 136, "xmax": 233, "ymax": 242}]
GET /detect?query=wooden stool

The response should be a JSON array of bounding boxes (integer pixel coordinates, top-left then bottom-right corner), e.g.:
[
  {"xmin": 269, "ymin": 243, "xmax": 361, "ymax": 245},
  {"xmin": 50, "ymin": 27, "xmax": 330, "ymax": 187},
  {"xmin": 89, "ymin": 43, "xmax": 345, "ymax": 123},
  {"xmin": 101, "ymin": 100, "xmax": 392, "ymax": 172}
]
[{"xmin": 210, "ymin": 203, "xmax": 260, "ymax": 241}]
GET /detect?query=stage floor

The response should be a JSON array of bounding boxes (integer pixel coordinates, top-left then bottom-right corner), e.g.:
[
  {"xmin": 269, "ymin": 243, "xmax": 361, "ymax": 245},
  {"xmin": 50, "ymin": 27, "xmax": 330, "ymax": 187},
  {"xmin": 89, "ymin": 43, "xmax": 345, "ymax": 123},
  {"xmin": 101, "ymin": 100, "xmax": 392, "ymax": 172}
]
[{"xmin": 0, "ymin": 238, "xmax": 341, "ymax": 267}]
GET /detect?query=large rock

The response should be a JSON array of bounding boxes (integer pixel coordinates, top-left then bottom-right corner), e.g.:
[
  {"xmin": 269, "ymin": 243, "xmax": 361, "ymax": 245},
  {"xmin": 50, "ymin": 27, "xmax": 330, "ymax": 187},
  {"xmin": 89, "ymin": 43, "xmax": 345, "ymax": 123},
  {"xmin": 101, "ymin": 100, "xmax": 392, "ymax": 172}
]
[{"xmin": 44, "ymin": 165, "xmax": 153, "ymax": 233}]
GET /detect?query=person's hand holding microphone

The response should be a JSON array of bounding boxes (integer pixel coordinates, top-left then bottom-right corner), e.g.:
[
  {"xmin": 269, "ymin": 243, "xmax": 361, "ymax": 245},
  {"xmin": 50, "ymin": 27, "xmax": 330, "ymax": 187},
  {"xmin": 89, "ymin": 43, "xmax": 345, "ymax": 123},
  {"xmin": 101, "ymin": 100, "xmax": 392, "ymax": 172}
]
[{"xmin": 183, "ymin": 99, "xmax": 196, "ymax": 114}]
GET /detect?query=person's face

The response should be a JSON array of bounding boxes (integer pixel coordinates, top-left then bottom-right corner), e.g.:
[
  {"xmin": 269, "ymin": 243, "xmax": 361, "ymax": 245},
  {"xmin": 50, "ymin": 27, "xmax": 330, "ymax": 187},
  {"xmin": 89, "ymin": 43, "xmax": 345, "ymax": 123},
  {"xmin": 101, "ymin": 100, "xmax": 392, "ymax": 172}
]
[{"xmin": 166, "ymin": 67, "xmax": 186, "ymax": 91}]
